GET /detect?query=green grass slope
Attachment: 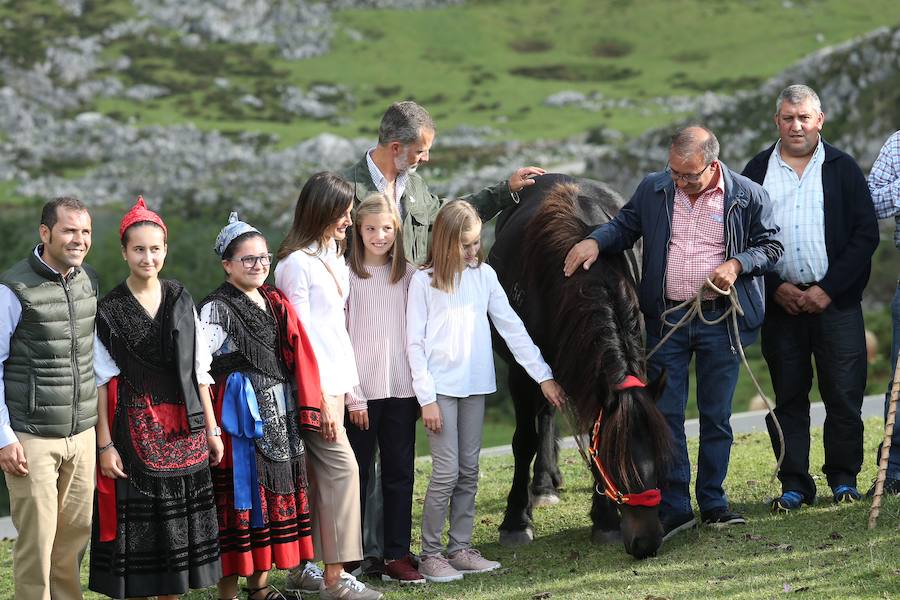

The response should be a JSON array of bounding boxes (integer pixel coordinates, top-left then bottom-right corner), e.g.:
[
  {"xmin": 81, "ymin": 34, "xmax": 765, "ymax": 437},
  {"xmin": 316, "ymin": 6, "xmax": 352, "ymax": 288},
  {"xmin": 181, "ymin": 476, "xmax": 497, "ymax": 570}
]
[
  {"xmin": 1, "ymin": 0, "xmax": 898, "ymax": 146},
  {"xmin": 1, "ymin": 418, "xmax": 896, "ymax": 599}
]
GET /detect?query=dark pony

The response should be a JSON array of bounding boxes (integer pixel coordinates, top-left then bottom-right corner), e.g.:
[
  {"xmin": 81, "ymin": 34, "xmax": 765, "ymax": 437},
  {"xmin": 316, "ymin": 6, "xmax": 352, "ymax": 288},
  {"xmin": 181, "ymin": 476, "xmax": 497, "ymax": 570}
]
[{"xmin": 489, "ymin": 174, "xmax": 671, "ymax": 559}]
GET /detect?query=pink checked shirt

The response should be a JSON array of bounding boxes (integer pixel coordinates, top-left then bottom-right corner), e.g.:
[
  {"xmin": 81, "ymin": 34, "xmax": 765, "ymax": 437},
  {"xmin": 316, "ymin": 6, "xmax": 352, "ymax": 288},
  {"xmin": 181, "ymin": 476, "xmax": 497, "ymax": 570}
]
[{"xmin": 665, "ymin": 168, "xmax": 726, "ymax": 301}]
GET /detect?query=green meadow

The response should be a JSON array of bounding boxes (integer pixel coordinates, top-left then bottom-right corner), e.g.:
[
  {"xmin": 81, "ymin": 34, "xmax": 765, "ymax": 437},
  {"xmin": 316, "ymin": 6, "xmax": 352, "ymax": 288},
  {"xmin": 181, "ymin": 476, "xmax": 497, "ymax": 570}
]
[
  {"xmin": 1, "ymin": 419, "xmax": 897, "ymax": 599},
  {"xmin": 2, "ymin": 0, "xmax": 898, "ymax": 147}
]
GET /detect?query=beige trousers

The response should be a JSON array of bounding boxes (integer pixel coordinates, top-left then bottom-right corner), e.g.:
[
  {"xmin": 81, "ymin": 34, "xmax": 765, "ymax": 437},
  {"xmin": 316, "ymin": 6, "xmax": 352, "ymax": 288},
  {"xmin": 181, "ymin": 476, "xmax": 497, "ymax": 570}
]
[
  {"xmin": 303, "ymin": 394, "xmax": 363, "ymax": 564},
  {"xmin": 5, "ymin": 427, "xmax": 96, "ymax": 600}
]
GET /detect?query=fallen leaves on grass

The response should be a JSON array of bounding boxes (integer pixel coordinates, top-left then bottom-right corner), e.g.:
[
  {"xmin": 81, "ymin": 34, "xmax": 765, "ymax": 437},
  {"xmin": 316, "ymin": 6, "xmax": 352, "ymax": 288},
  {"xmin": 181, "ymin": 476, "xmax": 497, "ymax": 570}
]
[{"xmin": 532, "ymin": 593, "xmax": 552, "ymax": 600}]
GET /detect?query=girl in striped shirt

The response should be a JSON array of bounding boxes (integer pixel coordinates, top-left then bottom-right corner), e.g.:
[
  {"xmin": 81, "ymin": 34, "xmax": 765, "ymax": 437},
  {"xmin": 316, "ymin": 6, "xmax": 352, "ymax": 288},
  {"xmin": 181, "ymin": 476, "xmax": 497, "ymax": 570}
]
[
  {"xmin": 345, "ymin": 193, "xmax": 423, "ymax": 585},
  {"xmin": 407, "ymin": 200, "xmax": 566, "ymax": 583}
]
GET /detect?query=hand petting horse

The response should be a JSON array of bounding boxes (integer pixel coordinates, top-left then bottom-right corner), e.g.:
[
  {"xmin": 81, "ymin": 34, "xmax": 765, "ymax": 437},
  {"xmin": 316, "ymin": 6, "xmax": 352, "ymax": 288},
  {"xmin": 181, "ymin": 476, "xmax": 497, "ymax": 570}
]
[{"xmin": 489, "ymin": 174, "xmax": 670, "ymax": 559}]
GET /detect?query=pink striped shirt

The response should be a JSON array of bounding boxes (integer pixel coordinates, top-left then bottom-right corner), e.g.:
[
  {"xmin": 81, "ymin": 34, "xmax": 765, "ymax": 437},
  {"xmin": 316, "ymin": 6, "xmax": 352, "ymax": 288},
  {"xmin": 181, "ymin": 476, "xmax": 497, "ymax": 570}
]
[
  {"xmin": 346, "ymin": 262, "xmax": 417, "ymax": 410},
  {"xmin": 665, "ymin": 169, "xmax": 726, "ymax": 301}
]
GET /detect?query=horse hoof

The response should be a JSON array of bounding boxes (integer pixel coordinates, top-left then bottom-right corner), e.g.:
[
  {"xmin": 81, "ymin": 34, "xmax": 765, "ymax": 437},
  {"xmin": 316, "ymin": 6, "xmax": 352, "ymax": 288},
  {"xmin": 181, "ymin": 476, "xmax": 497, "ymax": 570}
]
[
  {"xmin": 499, "ymin": 528, "xmax": 534, "ymax": 546},
  {"xmin": 591, "ymin": 529, "xmax": 622, "ymax": 545},
  {"xmin": 532, "ymin": 494, "xmax": 560, "ymax": 508}
]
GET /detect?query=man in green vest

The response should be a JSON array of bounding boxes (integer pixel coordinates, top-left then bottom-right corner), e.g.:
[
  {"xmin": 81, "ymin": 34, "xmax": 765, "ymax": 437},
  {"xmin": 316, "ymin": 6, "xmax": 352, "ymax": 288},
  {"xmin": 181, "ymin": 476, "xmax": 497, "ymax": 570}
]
[
  {"xmin": 340, "ymin": 100, "xmax": 545, "ymax": 265},
  {"xmin": 0, "ymin": 197, "xmax": 99, "ymax": 600}
]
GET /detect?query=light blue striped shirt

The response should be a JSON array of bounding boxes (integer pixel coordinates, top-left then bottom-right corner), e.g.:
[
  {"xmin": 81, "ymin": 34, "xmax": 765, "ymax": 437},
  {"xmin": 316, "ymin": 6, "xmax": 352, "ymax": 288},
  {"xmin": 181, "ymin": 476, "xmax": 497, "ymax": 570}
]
[
  {"xmin": 868, "ymin": 130, "xmax": 900, "ymax": 249},
  {"xmin": 763, "ymin": 138, "xmax": 828, "ymax": 284}
]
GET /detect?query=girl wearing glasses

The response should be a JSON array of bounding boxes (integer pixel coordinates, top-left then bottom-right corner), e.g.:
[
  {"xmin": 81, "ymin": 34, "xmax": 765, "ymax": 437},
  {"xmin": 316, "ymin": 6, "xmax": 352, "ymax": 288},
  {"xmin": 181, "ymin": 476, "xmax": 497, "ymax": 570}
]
[
  {"xmin": 198, "ymin": 212, "xmax": 321, "ymax": 600},
  {"xmin": 90, "ymin": 197, "xmax": 223, "ymax": 600},
  {"xmin": 275, "ymin": 173, "xmax": 382, "ymax": 600}
]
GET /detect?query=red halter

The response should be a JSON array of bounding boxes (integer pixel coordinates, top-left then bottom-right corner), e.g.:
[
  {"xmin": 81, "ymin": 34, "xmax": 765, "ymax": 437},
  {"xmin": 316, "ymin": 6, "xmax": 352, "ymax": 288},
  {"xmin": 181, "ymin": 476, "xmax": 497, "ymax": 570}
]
[{"xmin": 589, "ymin": 376, "xmax": 662, "ymax": 507}]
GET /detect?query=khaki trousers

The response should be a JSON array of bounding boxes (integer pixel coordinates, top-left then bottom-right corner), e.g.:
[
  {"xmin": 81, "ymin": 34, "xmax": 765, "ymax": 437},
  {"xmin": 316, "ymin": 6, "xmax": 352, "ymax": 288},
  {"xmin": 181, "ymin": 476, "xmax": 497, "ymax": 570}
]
[
  {"xmin": 5, "ymin": 428, "xmax": 96, "ymax": 600},
  {"xmin": 303, "ymin": 394, "xmax": 362, "ymax": 564}
]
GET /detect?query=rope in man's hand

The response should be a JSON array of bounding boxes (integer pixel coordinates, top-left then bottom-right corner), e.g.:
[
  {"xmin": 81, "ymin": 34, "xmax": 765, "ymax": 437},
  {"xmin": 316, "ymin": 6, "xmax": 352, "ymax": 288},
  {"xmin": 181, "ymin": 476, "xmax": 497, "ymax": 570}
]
[{"xmin": 646, "ymin": 278, "xmax": 786, "ymax": 480}]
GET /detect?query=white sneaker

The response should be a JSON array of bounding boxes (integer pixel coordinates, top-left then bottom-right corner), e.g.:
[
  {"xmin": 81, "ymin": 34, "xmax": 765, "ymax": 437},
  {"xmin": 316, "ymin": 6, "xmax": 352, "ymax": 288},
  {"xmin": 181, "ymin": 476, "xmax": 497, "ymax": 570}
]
[{"xmin": 285, "ymin": 561, "xmax": 324, "ymax": 594}]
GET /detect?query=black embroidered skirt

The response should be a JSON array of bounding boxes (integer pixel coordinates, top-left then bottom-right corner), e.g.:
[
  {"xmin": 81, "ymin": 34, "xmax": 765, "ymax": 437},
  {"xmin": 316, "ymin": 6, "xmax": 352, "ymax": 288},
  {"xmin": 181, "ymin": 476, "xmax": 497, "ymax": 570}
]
[{"xmin": 88, "ymin": 469, "xmax": 222, "ymax": 598}]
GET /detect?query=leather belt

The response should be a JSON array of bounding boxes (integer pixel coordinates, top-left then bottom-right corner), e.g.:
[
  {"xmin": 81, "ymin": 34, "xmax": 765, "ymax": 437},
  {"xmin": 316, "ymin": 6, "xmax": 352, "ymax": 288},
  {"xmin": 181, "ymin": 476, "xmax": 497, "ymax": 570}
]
[{"xmin": 795, "ymin": 281, "xmax": 818, "ymax": 291}]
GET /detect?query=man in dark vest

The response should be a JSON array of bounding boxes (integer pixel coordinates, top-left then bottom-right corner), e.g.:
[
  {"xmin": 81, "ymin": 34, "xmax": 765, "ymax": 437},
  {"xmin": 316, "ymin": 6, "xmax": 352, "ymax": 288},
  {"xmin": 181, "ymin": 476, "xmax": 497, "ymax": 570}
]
[{"xmin": 0, "ymin": 197, "xmax": 99, "ymax": 600}]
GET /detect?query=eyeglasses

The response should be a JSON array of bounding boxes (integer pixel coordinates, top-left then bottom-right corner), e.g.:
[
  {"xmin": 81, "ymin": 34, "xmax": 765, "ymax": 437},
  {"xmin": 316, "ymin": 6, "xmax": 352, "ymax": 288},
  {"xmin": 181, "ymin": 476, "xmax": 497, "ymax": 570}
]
[
  {"xmin": 666, "ymin": 162, "xmax": 711, "ymax": 183},
  {"xmin": 229, "ymin": 253, "xmax": 272, "ymax": 268}
]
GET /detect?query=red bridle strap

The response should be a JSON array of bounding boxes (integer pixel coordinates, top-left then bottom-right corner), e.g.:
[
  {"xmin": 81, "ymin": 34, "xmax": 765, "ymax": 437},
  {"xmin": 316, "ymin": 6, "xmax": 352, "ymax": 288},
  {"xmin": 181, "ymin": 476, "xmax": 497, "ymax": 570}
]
[
  {"xmin": 613, "ymin": 375, "xmax": 646, "ymax": 390},
  {"xmin": 589, "ymin": 409, "xmax": 661, "ymax": 507}
]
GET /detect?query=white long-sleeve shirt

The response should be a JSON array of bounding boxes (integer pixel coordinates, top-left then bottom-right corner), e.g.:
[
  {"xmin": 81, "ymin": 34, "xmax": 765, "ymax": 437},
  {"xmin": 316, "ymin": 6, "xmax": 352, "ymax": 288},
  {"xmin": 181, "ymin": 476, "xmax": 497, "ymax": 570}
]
[
  {"xmin": 406, "ymin": 263, "xmax": 552, "ymax": 407},
  {"xmin": 274, "ymin": 241, "xmax": 359, "ymax": 396}
]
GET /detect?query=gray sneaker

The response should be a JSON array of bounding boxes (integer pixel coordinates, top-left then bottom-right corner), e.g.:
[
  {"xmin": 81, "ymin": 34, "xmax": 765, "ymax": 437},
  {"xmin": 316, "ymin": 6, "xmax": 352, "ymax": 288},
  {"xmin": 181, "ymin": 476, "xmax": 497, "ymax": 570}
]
[
  {"xmin": 418, "ymin": 554, "xmax": 464, "ymax": 583},
  {"xmin": 285, "ymin": 561, "xmax": 324, "ymax": 594},
  {"xmin": 447, "ymin": 548, "xmax": 500, "ymax": 574},
  {"xmin": 319, "ymin": 573, "xmax": 383, "ymax": 600}
]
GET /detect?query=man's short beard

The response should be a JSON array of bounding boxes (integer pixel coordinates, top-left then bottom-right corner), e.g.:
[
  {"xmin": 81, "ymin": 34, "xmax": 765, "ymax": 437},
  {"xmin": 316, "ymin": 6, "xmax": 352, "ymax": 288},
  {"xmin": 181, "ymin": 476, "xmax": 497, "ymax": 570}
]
[{"xmin": 394, "ymin": 151, "xmax": 416, "ymax": 174}]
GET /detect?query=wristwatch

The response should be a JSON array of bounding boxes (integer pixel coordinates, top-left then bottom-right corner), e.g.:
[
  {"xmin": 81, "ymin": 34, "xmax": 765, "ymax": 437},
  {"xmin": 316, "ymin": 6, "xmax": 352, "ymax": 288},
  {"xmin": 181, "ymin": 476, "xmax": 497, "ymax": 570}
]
[{"xmin": 207, "ymin": 426, "xmax": 222, "ymax": 437}]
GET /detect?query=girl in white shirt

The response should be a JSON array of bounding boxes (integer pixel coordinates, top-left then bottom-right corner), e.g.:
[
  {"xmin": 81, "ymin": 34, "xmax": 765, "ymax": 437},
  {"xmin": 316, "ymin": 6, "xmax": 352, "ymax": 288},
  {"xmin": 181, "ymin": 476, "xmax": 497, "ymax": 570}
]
[
  {"xmin": 407, "ymin": 200, "xmax": 565, "ymax": 583},
  {"xmin": 274, "ymin": 172, "xmax": 381, "ymax": 600},
  {"xmin": 345, "ymin": 193, "xmax": 422, "ymax": 584}
]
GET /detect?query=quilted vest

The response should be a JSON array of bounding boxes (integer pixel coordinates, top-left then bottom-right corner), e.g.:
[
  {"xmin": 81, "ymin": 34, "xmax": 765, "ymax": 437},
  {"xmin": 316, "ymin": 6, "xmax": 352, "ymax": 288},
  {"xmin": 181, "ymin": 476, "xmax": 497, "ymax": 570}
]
[{"xmin": 0, "ymin": 249, "xmax": 98, "ymax": 437}]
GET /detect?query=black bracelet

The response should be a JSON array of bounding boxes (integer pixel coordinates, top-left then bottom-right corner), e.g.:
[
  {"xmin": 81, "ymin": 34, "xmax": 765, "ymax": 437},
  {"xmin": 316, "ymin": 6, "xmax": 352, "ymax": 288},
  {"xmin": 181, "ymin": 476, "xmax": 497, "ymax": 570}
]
[{"xmin": 98, "ymin": 441, "xmax": 114, "ymax": 454}]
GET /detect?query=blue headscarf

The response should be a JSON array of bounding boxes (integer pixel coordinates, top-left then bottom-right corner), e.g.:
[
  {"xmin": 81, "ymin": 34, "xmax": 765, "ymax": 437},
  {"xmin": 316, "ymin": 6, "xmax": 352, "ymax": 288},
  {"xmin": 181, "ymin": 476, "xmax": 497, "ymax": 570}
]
[{"xmin": 214, "ymin": 211, "xmax": 261, "ymax": 258}]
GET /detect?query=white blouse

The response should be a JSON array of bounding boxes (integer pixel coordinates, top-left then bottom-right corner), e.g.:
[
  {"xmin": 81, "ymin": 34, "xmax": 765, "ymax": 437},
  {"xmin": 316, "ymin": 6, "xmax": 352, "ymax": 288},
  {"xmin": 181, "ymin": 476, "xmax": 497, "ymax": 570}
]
[
  {"xmin": 93, "ymin": 309, "xmax": 214, "ymax": 387},
  {"xmin": 406, "ymin": 263, "xmax": 552, "ymax": 407},
  {"xmin": 274, "ymin": 241, "xmax": 360, "ymax": 396}
]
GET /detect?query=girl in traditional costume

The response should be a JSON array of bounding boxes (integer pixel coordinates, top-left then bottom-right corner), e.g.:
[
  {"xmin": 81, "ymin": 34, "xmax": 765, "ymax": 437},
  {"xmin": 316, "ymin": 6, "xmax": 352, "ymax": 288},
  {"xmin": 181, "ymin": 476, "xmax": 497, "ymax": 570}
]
[
  {"xmin": 198, "ymin": 213, "xmax": 321, "ymax": 600},
  {"xmin": 90, "ymin": 197, "xmax": 224, "ymax": 599}
]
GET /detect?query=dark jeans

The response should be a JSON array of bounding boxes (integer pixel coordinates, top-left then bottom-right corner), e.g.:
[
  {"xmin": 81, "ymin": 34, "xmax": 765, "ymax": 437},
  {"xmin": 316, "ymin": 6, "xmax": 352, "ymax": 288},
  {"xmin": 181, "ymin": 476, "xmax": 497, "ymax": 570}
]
[
  {"xmin": 345, "ymin": 396, "xmax": 418, "ymax": 560},
  {"xmin": 761, "ymin": 302, "xmax": 867, "ymax": 500},
  {"xmin": 646, "ymin": 308, "xmax": 741, "ymax": 518}
]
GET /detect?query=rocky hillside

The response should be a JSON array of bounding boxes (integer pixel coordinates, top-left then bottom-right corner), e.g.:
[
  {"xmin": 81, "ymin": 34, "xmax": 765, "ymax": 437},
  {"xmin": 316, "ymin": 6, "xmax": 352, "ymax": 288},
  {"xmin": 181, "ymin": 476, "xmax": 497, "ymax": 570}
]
[
  {"xmin": 585, "ymin": 26, "xmax": 900, "ymax": 193},
  {"xmin": 0, "ymin": 1, "xmax": 897, "ymax": 225}
]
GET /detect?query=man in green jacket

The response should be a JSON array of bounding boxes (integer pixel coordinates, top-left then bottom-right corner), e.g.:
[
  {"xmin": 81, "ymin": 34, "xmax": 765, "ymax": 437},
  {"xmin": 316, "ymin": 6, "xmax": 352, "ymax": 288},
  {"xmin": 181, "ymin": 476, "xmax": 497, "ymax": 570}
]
[
  {"xmin": 340, "ymin": 100, "xmax": 544, "ymax": 264},
  {"xmin": 0, "ymin": 197, "xmax": 99, "ymax": 600}
]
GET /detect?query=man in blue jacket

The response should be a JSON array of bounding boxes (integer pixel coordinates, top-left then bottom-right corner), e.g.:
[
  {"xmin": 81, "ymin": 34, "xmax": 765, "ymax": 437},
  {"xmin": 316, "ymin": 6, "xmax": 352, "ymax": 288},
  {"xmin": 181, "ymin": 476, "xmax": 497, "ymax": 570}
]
[
  {"xmin": 565, "ymin": 126, "xmax": 782, "ymax": 540},
  {"xmin": 742, "ymin": 85, "xmax": 879, "ymax": 511}
]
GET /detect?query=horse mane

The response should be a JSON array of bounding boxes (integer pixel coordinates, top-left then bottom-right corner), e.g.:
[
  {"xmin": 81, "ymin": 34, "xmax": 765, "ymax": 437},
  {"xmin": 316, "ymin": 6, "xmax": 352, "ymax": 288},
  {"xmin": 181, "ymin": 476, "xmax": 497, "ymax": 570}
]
[{"xmin": 523, "ymin": 182, "xmax": 670, "ymax": 488}]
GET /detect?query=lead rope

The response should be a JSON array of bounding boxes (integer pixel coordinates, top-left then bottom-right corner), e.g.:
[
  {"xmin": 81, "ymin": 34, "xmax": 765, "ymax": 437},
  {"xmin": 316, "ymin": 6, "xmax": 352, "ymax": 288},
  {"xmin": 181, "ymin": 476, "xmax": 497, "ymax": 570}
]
[{"xmin": 645, "ymin": 278, "xmax": 785, "ymax": 479}]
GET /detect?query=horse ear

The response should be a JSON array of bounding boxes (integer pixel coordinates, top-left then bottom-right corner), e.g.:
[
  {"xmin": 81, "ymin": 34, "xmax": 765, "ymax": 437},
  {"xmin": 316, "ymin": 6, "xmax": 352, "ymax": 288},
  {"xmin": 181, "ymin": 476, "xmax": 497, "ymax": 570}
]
[{"xmin": 647, "ymin": 371, "xmax": 667, "ymax": 404}]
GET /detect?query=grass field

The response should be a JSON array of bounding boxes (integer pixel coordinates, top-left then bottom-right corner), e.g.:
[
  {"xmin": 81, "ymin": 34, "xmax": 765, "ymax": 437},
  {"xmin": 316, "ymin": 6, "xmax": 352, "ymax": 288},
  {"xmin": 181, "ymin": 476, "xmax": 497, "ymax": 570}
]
[{"xmin": 1, "ymin": 418, "xmax": 897, "ymax": 599}]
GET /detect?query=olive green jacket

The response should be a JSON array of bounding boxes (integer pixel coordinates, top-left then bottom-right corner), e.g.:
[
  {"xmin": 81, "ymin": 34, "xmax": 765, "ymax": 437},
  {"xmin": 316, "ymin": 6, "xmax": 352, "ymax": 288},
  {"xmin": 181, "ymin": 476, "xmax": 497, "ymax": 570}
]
[
  {"xmin": 340, "ymin": 154, "xmax": 515, "ymax": 265},
  {"xmin": 1, "ymin": 249, "xmax": 99, "ymax": 438}
]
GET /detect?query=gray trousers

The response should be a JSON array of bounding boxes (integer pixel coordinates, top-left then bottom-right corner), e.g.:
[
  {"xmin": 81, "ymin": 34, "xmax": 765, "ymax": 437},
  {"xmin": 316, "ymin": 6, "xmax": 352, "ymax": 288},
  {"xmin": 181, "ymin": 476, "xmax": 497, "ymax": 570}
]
[{"xmin": 420, "ymin": 394, "xmax": 485, "ymax": 557}]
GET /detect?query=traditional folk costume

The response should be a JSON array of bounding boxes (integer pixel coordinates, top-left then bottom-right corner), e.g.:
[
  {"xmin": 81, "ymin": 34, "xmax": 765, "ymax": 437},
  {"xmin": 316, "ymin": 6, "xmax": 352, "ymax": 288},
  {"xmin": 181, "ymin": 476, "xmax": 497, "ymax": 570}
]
[
  {"xmin": 89, "ymin": 199, "xmax": 222, "ymax": 598},
  {"xmin": 199, "ymin": 213, "xmax": 321, "ymax": 578}
]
